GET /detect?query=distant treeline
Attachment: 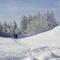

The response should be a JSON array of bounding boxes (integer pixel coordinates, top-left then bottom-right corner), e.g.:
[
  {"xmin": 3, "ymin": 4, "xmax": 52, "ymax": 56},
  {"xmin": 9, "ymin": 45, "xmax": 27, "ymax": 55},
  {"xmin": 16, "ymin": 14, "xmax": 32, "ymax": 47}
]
[{"xmin": 0, "ymin": 11, "xmax": 58, "ymax": 38}]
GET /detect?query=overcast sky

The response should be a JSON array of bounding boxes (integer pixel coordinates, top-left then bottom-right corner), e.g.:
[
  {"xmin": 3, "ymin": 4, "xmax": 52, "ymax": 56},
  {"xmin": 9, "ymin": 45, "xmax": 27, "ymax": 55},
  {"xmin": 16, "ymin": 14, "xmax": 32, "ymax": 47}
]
[{"xmin": 0, "ymin": 0, "xmax": 60, "ymax": 22}]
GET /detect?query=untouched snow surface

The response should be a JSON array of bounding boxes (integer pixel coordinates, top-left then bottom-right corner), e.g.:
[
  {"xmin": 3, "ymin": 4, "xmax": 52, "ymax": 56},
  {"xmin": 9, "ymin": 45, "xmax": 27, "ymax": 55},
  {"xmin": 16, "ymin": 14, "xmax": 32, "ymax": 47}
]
[{"xmin": 0, "ymin": 26, "xmax": 60, "ymax": 60}]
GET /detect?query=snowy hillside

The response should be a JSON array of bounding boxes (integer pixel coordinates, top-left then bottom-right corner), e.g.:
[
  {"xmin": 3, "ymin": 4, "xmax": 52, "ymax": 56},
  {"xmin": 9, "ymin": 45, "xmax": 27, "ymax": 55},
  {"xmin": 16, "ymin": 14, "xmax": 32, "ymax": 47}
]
[
  {"xmin": 18, "ymin": 25, "xmax": 60, "ymax": 48},
  {"xmin": 0, "ymin": 25, "xmax": 60, "ymax": 60}
]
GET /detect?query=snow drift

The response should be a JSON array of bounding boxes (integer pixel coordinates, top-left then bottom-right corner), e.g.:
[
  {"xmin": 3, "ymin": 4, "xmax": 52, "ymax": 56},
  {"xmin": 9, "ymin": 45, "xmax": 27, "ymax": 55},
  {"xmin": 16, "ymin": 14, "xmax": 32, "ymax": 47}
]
[{"xmin": 0, "ymin": 25, "xmax": 60, "ymax": 60}]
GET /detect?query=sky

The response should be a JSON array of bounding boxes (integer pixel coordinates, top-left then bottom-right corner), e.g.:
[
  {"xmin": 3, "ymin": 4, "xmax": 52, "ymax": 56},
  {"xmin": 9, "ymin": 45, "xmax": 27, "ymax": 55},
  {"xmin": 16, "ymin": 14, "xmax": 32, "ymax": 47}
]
[{"xmin": 0, "ymin": 0, "xmax": 60, "ymax": 23}]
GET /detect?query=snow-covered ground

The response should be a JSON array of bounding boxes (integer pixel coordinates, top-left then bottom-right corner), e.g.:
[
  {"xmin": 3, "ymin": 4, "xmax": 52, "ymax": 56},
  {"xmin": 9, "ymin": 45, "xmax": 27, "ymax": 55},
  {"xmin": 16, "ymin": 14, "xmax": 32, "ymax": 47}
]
[{"xmin": 0, "ymin": 25, "xmax": 60, "ymax": 60}]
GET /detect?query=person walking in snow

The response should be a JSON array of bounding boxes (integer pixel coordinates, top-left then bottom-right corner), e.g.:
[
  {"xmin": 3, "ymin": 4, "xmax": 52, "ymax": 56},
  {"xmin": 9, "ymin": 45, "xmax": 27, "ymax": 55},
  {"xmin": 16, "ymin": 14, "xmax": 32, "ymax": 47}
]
[{"xmin": 14, "ymin": 32, "xmax": 18, "ymax": 39}]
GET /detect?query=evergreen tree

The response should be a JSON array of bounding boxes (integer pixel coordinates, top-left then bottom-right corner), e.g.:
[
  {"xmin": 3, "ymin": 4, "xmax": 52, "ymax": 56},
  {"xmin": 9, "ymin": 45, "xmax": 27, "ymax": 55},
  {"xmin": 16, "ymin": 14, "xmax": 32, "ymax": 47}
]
[
  {"xmin": 3, "ymin": 22, "xmax": 8, "ymax": 32},
  {"xmin": 47, "ymin": 11, "xmax": 57, "ymax": 30},
  {"xmin": 0, "ymin": 22, "xmax": 3, "ymax": 32},
  {"xmin": 13, "ymin": 21, "xmax": 17, "ymax": 34},
  {"xmin": 20, "ymin": 16, "xmax": 27, "ymax": 32}
]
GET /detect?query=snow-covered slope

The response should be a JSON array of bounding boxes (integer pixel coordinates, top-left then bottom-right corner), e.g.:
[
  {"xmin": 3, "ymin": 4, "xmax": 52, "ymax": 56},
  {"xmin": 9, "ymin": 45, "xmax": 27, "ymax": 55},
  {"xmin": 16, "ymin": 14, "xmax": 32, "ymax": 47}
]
[
  {"xmin": 18, "ymin": 25, "xmax": 60, "ymax": 48},
  {"xmin": 0, "ymin": 26, "xmax": 60, "ymax": 60}
]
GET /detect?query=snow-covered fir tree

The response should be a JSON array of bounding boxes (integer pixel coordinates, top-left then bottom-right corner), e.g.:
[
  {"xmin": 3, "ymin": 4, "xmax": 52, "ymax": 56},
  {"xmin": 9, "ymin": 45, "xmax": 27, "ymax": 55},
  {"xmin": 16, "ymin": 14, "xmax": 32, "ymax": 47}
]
[
  {"xmin": 0, "ymin": 22, "xmax": 3, "ymax": 32},
  {"xmin": 20, "ymin": 16, "xmax": 27, "ymax": 33},
  {"xmin": 3, "ymin": 22, "xmax": 8, "ymax": 33}
]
